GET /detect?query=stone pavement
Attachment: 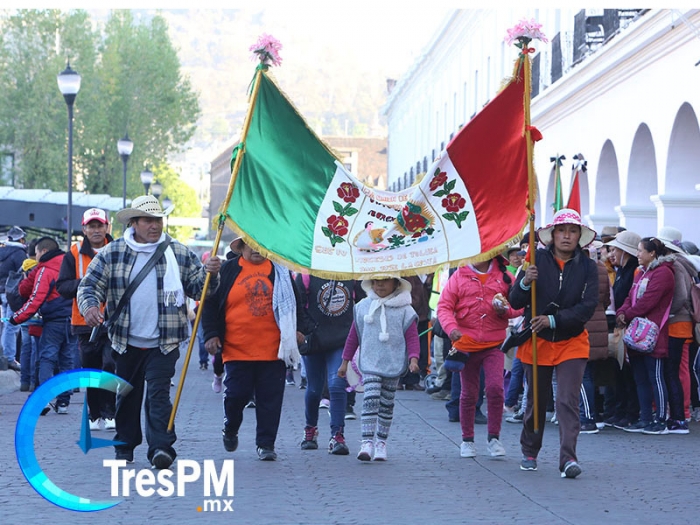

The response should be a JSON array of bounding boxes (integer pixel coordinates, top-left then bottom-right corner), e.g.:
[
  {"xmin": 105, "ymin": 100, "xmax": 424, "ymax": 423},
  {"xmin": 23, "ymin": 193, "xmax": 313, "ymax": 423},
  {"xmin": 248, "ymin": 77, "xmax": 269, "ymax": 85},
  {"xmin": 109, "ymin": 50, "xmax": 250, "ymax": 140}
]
[{"xmin": 0, "ymin": 358, "xmax": 698, "ymax": 525}]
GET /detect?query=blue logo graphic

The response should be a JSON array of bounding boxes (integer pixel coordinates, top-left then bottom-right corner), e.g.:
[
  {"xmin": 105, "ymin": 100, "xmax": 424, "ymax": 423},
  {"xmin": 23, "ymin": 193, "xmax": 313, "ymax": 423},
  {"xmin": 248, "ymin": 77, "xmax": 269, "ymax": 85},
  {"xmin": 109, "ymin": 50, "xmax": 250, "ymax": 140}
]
[{"xmin": 15, "ymin": 370, "xmax": 132, "ymax": 512}]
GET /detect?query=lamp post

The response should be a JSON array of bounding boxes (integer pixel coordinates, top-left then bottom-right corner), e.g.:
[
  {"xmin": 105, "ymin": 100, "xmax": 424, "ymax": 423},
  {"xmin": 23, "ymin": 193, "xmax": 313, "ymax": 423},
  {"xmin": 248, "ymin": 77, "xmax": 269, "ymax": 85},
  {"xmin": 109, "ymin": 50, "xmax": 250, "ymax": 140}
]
[
  {"xmin": 57, "ymin": 62, "xmax": 81, "ymax": 249},
  {"xmin": 117, "ymin": 134, "xmax": 134, "ymax": 208},
  {"xmin": 140, "ymin": 168, "xmax": 154, "ymax": 195},
  {"xmin": 162, "ymin": 197, "xmax": 173, "ymax": 233},
  {"xmin": 151, "ymin": 182, "xmax": 163, "ymax": 200}
]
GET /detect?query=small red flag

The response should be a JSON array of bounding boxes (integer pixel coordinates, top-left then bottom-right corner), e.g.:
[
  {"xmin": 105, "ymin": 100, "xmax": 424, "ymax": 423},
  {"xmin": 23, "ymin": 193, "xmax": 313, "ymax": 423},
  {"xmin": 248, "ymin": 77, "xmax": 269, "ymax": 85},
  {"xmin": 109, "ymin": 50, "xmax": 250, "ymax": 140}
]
[{"xmin": 566, "ymin": 170, "xmax": 581, "ymax": 214}]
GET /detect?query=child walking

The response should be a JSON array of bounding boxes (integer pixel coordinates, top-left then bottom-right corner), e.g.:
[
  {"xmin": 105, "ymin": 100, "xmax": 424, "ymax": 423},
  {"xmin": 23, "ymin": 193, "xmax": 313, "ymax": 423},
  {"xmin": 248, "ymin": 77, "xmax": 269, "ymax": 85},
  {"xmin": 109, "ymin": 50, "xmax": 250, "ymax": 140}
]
[{"xmin": 338, "ymin": 274, "xmax": 420, "ymax": 461}]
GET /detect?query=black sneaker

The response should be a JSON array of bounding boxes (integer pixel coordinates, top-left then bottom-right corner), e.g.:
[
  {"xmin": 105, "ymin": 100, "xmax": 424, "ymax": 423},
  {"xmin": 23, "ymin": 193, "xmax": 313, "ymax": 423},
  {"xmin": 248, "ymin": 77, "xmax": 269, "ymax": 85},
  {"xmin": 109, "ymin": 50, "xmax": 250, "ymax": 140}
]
[
  {"xmin": 222, "ymin": 430, "xmax": 238, "ymax": 452},
  {"xmin": 474, "ymin": 410, "xmax": 487, "ymax": 425},
  {"xmin": 328, "ymin": 432, "xmax": 350, "ymax": 455},
  {"xmin": 257, "ymin": 447, "xmax": 277, "ymax": 461},
  {"xmin": 613, "ymin": 417, "xmax": 632, "ymax": 430},
  {"xmin": 624, "ymin": 420, "xmax": 651, "ymax": 433},
  {"xmin": 300, "ymin": 426, "xmax": 318, "ymax": 450},
  {"xmin": 115, "ymin": 449, "xmax": 134, "ymax": 464},
  {"xmin": 602, "ymin": 416, "xmax": 616, "ymax": 427},
  {"xmin": 642, "ymin": 420, "xmax": 669, "ymax": 435},
  {"xmin": 579, "ymin": 422, "xmax": 599, "ymax": 434},
  {"xmin": 344, "ymin": 406, "xmax": 356, "ymax": 420},
  {"xmin": 298, "ymin": 377, "xmax": 307, "ymax": 389},
  {"xmin": 151, "ymin": 449, "xmax": 174, "ymax": 470},
  {"xmin": 561, "ymin": 460, "xmax": 582, "ymax": 479}
]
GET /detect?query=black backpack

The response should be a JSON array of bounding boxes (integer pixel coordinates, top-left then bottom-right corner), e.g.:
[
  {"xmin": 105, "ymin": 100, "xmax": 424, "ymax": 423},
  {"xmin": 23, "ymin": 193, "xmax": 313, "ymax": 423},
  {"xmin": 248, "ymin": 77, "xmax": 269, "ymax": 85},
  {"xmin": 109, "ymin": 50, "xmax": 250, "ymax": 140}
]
[{"xmin": 6, "ymin": 269, "xmax": 27, "ymax": 312}]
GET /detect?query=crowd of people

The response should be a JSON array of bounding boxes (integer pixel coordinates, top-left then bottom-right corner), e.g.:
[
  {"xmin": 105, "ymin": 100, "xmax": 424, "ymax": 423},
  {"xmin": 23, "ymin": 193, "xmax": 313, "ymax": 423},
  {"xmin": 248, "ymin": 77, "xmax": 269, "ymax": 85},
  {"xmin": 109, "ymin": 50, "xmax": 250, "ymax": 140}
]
[{"xmin": 6, "ymin": 201, "xmax": 700, "ymax": 478}]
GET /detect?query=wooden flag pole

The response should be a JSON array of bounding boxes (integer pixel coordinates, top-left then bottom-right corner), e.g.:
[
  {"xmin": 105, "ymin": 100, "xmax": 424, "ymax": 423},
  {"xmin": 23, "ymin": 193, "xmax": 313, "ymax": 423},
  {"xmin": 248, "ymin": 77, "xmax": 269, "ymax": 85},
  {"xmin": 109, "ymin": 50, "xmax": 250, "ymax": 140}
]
[
  {"xmin": 521, "ymin": 46, "xmax": 540, "ymax": 434},
  {"xmin": 168, "ymin": 67, "xmax": 266, "ymax": 432}
]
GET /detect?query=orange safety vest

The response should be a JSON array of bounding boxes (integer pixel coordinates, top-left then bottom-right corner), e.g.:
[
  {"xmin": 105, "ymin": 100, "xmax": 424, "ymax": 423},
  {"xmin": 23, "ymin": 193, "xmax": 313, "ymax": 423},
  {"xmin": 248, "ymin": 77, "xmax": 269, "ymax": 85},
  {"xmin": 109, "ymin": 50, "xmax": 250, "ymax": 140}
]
[{"xmin": 70, "ymin": 241, "xmax": 106, "ymax": 326}]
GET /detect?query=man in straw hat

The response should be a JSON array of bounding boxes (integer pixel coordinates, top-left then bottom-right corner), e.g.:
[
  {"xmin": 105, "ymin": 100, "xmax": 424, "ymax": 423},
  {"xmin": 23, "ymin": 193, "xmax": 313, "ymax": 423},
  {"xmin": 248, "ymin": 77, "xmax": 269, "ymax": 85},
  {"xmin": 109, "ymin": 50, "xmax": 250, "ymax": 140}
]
[
  {"xmin": 77, "ymin": 195, "xmax": 221, "ymax": 469},
  {"xmin": 509, "ymin": 208, "xmax": 598, "ymax": 479}
]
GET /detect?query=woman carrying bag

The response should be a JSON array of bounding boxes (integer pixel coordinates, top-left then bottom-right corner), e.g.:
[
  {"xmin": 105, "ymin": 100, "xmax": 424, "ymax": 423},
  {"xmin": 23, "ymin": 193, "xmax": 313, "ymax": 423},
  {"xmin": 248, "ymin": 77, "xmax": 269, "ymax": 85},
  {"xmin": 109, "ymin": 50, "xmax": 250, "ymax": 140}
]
[{"xmin": 616, "ymin": 237, "xmax": 675, "ymax": 435}]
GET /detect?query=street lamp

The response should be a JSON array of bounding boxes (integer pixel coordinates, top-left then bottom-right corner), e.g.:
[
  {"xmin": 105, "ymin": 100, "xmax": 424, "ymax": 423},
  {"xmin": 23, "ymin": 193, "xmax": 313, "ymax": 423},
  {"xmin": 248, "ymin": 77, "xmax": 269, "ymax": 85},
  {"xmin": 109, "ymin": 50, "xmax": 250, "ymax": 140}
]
[
  {"xmin": 162, "ymin": 197, "xmax": 173, "ymax": 233},
  {"xmin": 57, "ymin": 61, "xmax": 81, "ymax": 249},
  {"xmin": 151, "ymin": 182, "xmax": 163, "ymax": 200},
  {"xmin": 117, "ymin": 133, "xmax": 134, "ymax": 208},
  {"xmin": 140, "ymin": 169, "xmax": 154, "ymax": 195}
]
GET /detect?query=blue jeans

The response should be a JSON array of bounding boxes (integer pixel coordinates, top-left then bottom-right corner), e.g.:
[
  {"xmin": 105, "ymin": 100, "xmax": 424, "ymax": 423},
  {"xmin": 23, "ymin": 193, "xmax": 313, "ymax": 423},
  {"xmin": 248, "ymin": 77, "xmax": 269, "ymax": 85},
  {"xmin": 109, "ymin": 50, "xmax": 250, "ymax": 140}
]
[
  {"xmin": 196, "ymin": 323, "xmax": 208, "ymax": 365},
  {"xmin": 19, "ymin": 325, "xmax": 38, "ymax": 386},
  {"xmin": 2, "ymin": 294, "xmax": 19, "ymax": 360},
  {"xmin": 505, "ymin": 355, "xmax": 524, "ymax": 407},
  {"xmin": 303, "ymin": 347, "xmax": 347, "ymax": 436},
  {"xmin": 39, "ymin": 319, "xmax": 76, "ymax": 407}
]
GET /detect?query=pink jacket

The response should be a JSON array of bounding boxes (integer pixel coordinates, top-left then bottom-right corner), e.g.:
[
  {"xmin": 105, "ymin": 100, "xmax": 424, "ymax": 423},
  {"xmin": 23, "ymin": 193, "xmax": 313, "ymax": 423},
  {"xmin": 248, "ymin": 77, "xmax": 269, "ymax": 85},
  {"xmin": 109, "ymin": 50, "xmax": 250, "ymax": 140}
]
[{"xmin": 437, "ymin": 261, "xmax": 522, "ymax": 344}]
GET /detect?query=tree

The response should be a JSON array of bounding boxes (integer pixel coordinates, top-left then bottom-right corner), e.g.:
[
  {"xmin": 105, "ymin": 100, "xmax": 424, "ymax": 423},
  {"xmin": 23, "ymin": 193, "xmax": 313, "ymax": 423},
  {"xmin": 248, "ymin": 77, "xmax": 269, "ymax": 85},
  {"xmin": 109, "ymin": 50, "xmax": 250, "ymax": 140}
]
[
  {"xmin": 151, "ymin": 162, "xmax": 201, "ymax": 243},
  {"xmin": 0, "ymin": 9, "xmax": 200, "ymax": 200}
]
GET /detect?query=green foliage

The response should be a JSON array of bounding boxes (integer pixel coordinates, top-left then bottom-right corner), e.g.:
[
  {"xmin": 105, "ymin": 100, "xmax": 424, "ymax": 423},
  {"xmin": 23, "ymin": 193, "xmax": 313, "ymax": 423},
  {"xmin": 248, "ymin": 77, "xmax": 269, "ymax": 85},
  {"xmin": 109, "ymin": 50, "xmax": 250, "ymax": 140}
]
[
  {"xmin": 151, "ymin": 163, "xmax": 200, "ymax": 242},
  {"xmin": 0, "ymin": 9, "xmax": 200, "ymax": 200}
]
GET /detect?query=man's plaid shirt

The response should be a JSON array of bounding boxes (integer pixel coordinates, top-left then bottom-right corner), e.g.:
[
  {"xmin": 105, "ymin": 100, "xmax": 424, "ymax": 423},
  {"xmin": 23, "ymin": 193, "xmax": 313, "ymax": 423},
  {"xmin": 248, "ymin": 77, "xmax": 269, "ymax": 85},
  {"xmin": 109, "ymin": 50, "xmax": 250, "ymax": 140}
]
[{"xmin": 77, "ymin": 237, "xmax": 219, "ymax": 354}]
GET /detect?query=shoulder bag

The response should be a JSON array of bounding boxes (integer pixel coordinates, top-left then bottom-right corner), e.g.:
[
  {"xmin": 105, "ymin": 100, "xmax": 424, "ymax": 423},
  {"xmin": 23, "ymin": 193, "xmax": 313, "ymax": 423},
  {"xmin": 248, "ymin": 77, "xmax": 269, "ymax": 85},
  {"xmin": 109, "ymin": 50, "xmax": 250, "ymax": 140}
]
[{"xmin": 90, "ymin": 236, "xmax": 171, "ymax": 342}]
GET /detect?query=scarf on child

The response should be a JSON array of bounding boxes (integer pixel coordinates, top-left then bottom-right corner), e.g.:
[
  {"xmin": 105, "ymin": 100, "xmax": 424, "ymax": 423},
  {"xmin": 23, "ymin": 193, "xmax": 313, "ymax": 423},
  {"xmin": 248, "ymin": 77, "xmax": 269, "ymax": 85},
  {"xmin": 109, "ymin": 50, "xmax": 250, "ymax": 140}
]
[{"xmin": 363, "ymin": 288, "xmax": 413, "ymax": 342}]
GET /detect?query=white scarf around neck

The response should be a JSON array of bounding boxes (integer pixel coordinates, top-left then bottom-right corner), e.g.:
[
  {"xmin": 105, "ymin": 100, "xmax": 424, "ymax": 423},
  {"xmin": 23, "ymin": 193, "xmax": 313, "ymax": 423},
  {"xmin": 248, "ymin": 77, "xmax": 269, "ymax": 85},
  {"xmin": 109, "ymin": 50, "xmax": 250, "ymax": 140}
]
[
  {"xmin": 363, "ymin": 288, "xmax": 413, "ymax": 342},
  {"xmin": 124, "ymin": 227, "xmax": 184, "ymax": 307}
]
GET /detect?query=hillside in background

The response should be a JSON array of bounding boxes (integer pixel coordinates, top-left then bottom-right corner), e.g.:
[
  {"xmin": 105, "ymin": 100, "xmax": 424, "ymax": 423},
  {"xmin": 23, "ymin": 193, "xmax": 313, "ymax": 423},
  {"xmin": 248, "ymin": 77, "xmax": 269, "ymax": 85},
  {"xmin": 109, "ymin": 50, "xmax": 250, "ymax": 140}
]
[{"xmin": 159, "ymin": 8, "xmax": 429, "ymax": 150}]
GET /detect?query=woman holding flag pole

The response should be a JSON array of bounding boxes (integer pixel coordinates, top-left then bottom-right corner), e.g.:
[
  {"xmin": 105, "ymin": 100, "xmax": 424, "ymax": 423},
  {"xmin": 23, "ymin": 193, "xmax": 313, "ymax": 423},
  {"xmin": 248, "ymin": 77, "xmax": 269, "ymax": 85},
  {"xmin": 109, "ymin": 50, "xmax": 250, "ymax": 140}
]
[
  {"xmin": 509, "ymin": 209, "xmax": 598, "ymax": 478},
  {"xmin": 506, "ymin": 21, "xmax": 596, "ymax": 479}
]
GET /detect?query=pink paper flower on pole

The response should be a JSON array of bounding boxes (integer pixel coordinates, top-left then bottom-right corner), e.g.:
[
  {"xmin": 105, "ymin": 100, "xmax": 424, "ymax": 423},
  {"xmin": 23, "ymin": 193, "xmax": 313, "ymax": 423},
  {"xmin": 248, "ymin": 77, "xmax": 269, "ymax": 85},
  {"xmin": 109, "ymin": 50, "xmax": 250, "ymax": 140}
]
[
  {"xmin": 505, "ymin": 18, "xmax": 549, "ymax": 46},
  {"xmin": 250, "ymin": 34, "xmax": 283, "ymax": 67}
]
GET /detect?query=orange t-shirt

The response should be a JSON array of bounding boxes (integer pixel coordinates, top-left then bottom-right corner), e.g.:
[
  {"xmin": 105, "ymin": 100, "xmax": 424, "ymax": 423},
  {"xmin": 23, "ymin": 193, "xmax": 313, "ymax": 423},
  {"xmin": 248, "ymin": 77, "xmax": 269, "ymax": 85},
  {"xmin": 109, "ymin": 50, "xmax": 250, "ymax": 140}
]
[
  {"xmin": 517, "ymin": 330, "xmax": 590, "ymax": 366},
  {"xmin": 669, "ymin": 321, "xmax": 692, "ymax": 339},
  {"xmin": 222, "ymin": 258, "xmax": 280, "ymax": 362}
]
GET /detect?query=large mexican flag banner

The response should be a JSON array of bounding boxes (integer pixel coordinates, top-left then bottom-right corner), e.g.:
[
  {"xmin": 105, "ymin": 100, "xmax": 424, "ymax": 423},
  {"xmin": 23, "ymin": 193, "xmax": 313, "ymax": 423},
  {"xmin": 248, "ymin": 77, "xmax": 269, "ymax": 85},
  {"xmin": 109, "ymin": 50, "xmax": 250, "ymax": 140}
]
[{"xmin": 225, "ymin": 69, "xmax": 531, "ymax": 278}]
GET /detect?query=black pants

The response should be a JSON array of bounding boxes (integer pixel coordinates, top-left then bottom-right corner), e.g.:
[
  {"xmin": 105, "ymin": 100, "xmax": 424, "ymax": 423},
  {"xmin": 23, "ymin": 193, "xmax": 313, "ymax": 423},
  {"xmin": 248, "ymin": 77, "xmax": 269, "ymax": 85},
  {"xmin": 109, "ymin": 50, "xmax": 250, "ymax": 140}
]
[
  {"xmin": 113, "ymin": 346, "xmax": 179, "ymax": 463},
  {"xmin": 78, "ymin": 331, "xmax": 116, "ymax": 420},
  {"xmin": 223, "ymin": 360, "xmax": 286, "ymax": 449}
]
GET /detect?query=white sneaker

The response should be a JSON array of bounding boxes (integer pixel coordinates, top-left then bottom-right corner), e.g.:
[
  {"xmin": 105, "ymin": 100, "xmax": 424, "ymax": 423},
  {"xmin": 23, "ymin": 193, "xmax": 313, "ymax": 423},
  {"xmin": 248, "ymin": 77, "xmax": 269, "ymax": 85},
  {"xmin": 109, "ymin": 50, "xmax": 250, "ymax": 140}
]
[
  {"xmin": 104, "ymin": 418, "xmax": 116, "ymax": 431},
  {"xmin": 487, "ymin": 438, "xmax": 506, "ymax": 457},
  {"xmin": 357, "ymin": 440, "xmax": 374, "ymax": 461},
  {"xmin": 56, "ymin": 405, "xmax": 68, "ymax": 415},
  {"xmin": 89, "ymin": 418, "xmax": 102, "ymax": 431},
  {"xmin": 460, "ymin": 441, "xmax": 477, "ymax": 458},
  {"xmin": 373, "ymin": 440, "xmax": 387, "ymax": 461},
  {"xmin": 211, "ymin": 374, "xmax": 223, "ymax": 394}
]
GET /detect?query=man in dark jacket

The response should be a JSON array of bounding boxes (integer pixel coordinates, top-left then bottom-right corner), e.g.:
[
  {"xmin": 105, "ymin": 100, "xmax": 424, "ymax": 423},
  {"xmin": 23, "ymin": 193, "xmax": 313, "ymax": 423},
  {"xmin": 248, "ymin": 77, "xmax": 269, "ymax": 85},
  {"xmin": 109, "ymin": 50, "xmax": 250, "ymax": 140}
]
[
  {"xmin": 57, "ymin": 208, "xmax": 115, "ymax": 429},
  {"xmin": 11, "ymin": 237, "xmax": 75, "ymax": 413},
  {"xmin": 0, "ymin": 226, "xmax": 27, "ymax": 370}
]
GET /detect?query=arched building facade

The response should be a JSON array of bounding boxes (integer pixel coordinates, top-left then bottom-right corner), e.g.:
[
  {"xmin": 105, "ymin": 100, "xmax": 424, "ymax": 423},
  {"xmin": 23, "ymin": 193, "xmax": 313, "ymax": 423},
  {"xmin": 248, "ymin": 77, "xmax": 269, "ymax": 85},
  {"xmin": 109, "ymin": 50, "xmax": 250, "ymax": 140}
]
[{"xmin": 383, "ymin": 8, "xmax": 700, "ymax": 241}]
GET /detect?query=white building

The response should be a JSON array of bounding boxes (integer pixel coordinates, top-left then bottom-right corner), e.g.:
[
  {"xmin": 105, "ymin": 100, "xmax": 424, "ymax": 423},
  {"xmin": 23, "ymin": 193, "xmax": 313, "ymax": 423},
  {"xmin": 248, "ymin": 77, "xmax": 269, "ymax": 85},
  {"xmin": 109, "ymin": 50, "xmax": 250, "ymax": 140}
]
[{"xmin": 383, "ymin": 8, "xmax": 700, "ymax": 240}]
